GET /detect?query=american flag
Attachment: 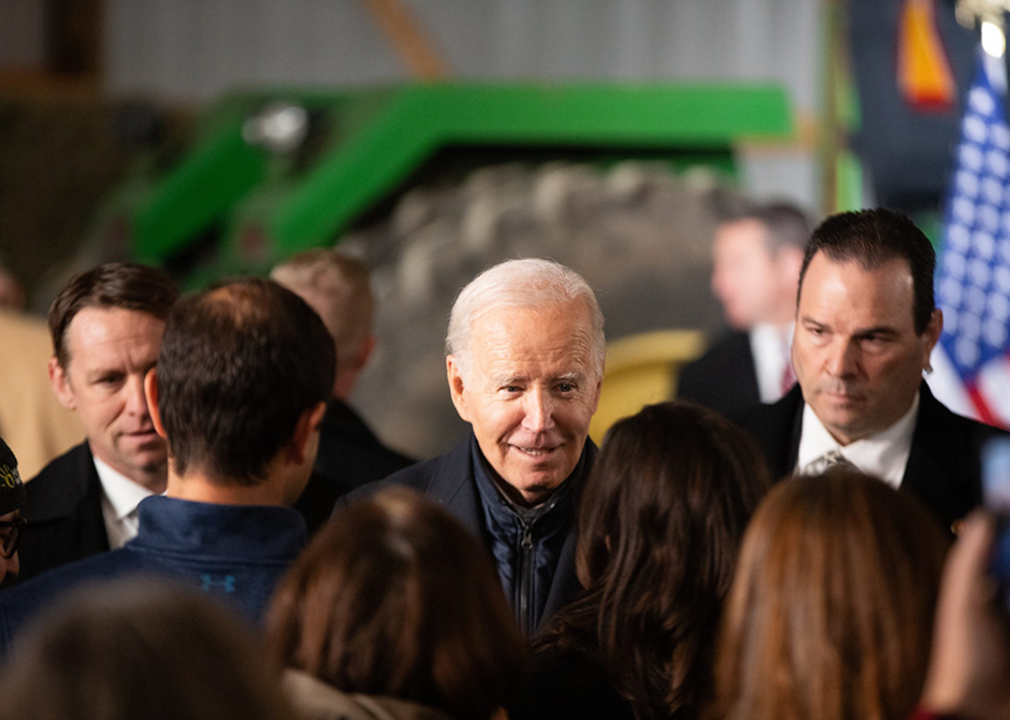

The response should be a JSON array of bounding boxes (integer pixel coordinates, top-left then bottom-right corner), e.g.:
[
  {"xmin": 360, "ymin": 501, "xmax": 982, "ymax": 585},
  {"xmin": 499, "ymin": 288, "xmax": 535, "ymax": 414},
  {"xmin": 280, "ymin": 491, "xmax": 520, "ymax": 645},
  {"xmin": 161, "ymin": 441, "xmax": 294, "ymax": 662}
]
[{"xmin": 930, "ymin": 49, "xmax": 1010, "ymax": 428}]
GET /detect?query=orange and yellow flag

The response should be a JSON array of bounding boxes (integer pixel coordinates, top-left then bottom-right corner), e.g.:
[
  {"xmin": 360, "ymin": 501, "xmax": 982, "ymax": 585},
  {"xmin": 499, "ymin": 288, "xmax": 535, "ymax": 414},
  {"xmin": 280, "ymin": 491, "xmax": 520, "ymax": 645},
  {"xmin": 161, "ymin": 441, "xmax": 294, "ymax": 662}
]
[{"xmin": 897, "ymin": 0, "xmax": 957, "ymax": 111}]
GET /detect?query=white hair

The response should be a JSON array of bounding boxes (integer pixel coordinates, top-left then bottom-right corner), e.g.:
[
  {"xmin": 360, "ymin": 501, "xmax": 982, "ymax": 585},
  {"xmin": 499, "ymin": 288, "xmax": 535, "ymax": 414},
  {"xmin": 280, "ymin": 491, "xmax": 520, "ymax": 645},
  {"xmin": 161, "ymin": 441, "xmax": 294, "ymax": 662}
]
[{"xmin": 446, "ymin": 258, "xmax": 605, "ymax": 380}]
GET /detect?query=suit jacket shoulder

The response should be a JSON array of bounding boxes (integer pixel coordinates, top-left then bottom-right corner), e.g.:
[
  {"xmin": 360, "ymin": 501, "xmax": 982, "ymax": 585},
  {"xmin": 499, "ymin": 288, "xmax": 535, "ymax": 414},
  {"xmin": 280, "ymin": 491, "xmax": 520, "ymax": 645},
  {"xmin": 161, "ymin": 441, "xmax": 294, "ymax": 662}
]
[
  {"xmin": 12, "ymin": 442, "xmax": 109, "ymax": 585},
  {"xmin": 340, "ymin": 436, "xmax": 483, "ymax": 536},
  {"xmin": 738, "ymin": 382, "xmax": 1009, "ymax": 531},
  {"xmin": 25, "ymin": 442, "xmax": 96, "ymax": 521},
  {"xmin": 314, "ymin": 399, "xmax": 414, "ymax": 491},
  {"xmin": 736, "ymin": 384, "xmax": 804, "ymax": 480},
  {"xmin": 295, "ymin": 400, "xmax": 415, "ymax": 537},
  {"xmin": 677, "ymin": 331, "xmax": 761, "ymax": 419},
  {"xmin": 902, "ymin": 384, "xmax": 1008, "ymax": 530}
]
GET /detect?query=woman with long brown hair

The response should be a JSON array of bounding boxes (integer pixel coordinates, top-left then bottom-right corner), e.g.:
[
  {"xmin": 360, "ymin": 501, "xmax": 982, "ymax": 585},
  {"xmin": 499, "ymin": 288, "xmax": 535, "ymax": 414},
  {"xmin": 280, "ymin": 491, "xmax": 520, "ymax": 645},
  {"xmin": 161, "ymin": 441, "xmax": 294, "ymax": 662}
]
[
  {"xmin": 711, "ymin": 471, "xmax": 950, "ymax": 720},
  {"xmin": 512, "ymin": 401, "xmax": 772, "ymax": 720},
  {"xmin": 267, "ymin": 486, "xmax": 527, "ymax": 720}
]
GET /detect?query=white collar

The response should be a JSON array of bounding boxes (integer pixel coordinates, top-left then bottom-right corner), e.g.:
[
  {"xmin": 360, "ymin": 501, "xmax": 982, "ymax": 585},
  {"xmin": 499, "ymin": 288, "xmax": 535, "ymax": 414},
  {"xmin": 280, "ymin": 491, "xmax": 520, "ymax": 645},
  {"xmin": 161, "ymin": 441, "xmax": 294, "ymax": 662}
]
[
  {"xmin": 796, "ymin": 391, "xmax": 920, "ymax": 488},
  {"xmin": 92, "ymin": 455, "xmax": 156, "ymax": 522}
]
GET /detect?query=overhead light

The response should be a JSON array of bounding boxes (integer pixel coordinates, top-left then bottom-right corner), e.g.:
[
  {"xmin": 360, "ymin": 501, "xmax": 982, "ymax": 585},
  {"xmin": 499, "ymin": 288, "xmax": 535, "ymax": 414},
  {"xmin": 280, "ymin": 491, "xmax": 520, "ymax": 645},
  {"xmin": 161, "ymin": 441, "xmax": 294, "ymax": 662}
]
[{"xmin": 243, "ymin": 103, "xmax": 309, "ymax": 154}]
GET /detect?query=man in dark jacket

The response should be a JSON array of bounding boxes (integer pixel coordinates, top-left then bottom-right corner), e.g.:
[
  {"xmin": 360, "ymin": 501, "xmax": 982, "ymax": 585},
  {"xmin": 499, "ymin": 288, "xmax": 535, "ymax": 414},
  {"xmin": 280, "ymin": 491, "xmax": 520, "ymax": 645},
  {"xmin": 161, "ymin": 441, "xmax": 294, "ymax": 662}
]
[
  {"xmin": 271, "ymin": 250, "xmax": 413, "ymax": 534},
  {"xmin": 342, "ymin": 259, "xmax": 604, "ymax": 635},
  {"xmin": 0, "ymin": 278, "xmax": 336, "ymax": 653},
  {"xmin": 740, "ymin": 208, "xmax": 1007, "ymax": 532},
  {"xmin": 678, "ymin": 202, "xmax": 808, "ymax": 418},
  {"xmin": 13, "ymin": 263, "xmax": 179, "ymax": 585}
]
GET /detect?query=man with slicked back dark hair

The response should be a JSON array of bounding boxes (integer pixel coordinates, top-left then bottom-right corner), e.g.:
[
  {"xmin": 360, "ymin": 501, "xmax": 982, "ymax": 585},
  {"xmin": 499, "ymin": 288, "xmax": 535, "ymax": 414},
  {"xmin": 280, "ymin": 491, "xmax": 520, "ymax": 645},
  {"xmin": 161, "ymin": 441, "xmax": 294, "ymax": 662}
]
[{"xmin": 740, "ymin": 208, "xmax": 1007, "ymax": 533}]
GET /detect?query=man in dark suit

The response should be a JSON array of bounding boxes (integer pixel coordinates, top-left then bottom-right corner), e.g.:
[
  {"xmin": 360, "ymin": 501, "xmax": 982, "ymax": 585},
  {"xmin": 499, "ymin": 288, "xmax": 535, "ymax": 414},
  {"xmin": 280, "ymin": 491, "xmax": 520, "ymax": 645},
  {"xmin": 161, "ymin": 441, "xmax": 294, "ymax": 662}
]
[
  {"xmin": 271, "ymin": 250, "xmax": 413, "ymax": 534},
  {"xmin": 678, "ymin": 203, "xmax": 808, "ymax": 417},
  {"xmin": 13, "ymin": 264, "xmax": 179, "ymax": 585},
  {"xmin": 741, "ymin": 208, "xmax": 1007, "ymax": 532},
  {"xmin": 341, "ymin": 259, "xmax": 604, "ymax": 635}
]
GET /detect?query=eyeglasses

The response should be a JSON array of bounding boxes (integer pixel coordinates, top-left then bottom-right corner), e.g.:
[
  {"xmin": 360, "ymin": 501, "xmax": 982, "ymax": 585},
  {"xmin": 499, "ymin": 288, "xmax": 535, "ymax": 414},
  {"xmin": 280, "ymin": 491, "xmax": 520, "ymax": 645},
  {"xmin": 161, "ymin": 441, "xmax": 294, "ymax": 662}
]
[{"xmin": 0, "ymin": 518, "xmax": 26, "ymax": 559}]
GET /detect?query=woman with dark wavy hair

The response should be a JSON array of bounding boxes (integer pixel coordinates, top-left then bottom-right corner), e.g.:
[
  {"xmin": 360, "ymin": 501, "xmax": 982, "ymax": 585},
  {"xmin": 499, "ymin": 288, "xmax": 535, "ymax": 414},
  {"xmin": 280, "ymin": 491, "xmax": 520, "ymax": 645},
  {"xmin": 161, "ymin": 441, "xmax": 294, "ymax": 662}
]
[
  {"xmin": 511, "ymin": 401, "xmax": 772, "ymax": 720},
  {"xmin": 267, "ymin": 486, "xmax": 527, "ymax": 720}
]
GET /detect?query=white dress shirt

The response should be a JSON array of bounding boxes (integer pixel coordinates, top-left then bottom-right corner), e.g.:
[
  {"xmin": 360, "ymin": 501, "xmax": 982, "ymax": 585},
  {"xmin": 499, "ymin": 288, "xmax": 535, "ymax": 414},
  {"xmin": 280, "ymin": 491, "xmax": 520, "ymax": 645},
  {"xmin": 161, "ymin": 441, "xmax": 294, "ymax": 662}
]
[
  {"xmin": 749, "ymin": 322, "xmax": 795, "ymax": 403},
  {"xmin": 93, "ymin": 456, "xmax": 157, "ymax": 549},
  {"xmin": 795, "ymin": 392, "xmax": 920, "ymax": 488}
]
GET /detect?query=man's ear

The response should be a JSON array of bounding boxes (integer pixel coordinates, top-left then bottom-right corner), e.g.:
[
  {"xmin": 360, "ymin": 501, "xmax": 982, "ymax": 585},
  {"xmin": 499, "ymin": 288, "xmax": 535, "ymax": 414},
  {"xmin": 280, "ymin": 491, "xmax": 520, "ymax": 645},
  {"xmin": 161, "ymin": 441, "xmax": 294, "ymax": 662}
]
[
  {"xmin": 48, "ymin": 357, "xmax": 76, "ymax": 411},
  {"xmin": 144, "ymin": 369, "xmax": 168, "ymax": 439},
  {"xmin": 446, "ymin": 355, "xmax": 470, "ymax": 423},
  {"xmin": 287, "ymin": 401, "xmax": 328, "ymax": 465}
]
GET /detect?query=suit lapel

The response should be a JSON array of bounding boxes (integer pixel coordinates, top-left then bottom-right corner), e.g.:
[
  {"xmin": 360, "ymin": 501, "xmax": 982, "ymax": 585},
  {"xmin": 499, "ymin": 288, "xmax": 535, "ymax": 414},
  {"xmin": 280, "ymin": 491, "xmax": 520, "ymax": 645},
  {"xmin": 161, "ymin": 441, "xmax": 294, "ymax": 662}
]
[
  {"xmin": 423, "ymin": 435, "xmax": 485, "ymax": 538},
  {"xmin": 899, "ymin": 383, "xmax": 970, "ymax": 530}
]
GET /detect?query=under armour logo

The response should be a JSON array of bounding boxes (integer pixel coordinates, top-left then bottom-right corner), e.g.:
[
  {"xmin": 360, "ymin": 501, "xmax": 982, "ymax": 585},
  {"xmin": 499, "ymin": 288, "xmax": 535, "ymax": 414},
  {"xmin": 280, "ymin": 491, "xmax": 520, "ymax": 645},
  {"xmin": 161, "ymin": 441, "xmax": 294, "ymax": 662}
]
[{"xmin": 200, "ymin": 574, "xmax": 236, "ymax": 593}]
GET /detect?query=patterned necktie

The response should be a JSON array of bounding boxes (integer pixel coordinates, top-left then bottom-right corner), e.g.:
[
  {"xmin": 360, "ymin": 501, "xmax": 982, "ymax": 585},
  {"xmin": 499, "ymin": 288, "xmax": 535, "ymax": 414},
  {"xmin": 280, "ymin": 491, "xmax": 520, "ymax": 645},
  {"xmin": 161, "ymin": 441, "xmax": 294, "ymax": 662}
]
[{"xmin": 805, "ymin": 449, "xmax": 856, "ymax": 475}]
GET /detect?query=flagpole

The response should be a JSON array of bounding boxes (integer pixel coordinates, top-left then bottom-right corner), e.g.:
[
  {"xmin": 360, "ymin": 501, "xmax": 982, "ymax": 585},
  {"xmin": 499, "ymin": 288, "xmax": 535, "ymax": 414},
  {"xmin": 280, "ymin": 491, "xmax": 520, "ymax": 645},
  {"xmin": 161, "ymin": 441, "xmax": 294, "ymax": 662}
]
[{"xmin": 820, "ymin": 0, "xmax": 845, "ymax": 215}]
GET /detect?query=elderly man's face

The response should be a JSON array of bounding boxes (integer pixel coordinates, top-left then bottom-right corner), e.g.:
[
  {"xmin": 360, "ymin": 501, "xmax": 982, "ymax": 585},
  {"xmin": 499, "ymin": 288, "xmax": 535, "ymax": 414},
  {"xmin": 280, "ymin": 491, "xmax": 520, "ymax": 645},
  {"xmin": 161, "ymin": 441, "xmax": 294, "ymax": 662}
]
[
  {"xmin": 49, "ymin": 308, "xmax": 167, "ymax": 491},
  {"xmin": 447, "ymin": 301, "xmax": 601, "ymax": 506},
  {"xmin": 792, "ymin": 252, "xmax": 941, "ymax": 445}
]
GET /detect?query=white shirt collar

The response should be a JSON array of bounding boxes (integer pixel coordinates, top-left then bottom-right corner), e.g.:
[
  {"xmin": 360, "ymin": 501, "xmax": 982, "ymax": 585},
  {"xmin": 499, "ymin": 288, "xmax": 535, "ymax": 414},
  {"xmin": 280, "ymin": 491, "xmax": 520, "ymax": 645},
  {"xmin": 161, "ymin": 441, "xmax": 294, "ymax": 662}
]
[
  {"xmin": 796, "ymin": 391, "xmax": 920, "ymax": 488},
  {"xmin": 92, "ymin": 456, "xmax": 156, "ymax": 522},
  {"xmin": 749, "ymin": 322, "xmax": 794, "ymax": 403}
]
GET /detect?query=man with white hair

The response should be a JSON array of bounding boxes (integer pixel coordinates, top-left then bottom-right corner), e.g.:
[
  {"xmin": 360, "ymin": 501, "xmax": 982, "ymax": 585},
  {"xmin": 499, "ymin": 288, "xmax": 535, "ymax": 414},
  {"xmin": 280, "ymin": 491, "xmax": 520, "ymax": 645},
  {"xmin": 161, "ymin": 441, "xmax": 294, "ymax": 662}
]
[
  {"xmin": 341, "ymin": 258, "xmax": 604, "ymax": 634},
  {"xmin": 271, "ymin": 250, "xmax": 412, "ymax": 534}
]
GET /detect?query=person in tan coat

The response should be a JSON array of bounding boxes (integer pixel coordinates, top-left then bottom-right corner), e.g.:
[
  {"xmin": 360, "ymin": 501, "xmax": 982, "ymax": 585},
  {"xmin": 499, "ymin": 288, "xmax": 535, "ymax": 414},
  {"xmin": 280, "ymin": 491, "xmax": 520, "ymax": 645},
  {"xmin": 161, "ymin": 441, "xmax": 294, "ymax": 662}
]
[{"xmin": 0, "ymin": 309, "xmax": 82, "ymax": 479}]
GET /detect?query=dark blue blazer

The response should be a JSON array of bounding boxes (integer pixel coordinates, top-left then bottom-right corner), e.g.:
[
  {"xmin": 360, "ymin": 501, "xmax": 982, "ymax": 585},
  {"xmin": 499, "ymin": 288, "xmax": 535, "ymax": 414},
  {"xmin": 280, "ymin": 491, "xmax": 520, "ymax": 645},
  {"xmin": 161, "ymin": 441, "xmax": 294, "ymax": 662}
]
[
  {"xmin": 338, "ymin": 433, "xmax": 594, "ymax": 630},
  {"xmin": 740, "ymin": 381, "xmax": 1009, "ymax": 531}
]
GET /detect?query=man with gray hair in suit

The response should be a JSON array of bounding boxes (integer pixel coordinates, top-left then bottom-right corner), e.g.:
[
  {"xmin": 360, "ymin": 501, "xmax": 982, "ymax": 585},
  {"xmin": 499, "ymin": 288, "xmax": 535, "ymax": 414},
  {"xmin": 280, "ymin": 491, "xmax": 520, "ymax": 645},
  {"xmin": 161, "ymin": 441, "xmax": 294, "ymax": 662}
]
[{"xmin": 342, "ymin": 258, "xmax": 604, "ymax": 634}]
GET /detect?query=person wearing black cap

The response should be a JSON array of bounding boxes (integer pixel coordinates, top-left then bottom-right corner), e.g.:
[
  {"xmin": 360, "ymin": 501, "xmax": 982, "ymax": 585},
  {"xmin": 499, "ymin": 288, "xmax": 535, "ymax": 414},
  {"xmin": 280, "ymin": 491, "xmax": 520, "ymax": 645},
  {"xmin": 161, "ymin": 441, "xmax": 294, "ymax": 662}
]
[{"xmin": 0, "ymin": 436, "xmax": 26, "ymax": 586}]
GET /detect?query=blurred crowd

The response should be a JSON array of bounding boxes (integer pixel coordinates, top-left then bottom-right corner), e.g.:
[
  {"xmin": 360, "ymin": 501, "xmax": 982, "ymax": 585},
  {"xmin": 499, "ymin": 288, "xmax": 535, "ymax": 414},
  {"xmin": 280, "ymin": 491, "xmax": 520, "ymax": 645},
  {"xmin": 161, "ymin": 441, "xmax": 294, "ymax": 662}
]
[{"xmin": 0, "ymin": 206, "xmax": 1007, "ymax": 720}]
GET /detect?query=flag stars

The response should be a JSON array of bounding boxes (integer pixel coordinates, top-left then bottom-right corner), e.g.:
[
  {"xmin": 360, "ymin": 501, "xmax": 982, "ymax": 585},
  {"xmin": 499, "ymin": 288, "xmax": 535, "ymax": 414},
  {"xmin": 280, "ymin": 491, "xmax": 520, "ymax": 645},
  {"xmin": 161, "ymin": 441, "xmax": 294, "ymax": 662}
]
[
  {"xmin": 968, "ymin": 258, "xmax": 992, "ymax": 286},
  {"xmin": 974, "ymin": 231, "xmax": 996, "ymax": 259},
  {"xmin": 966, "ymin": 115, "xmax": 989, "ymax": 143},
  {"xmin": 954, "ymin": 197, "xmax": 977, "ymax": 224},
  {"xmin": 971, "ymin": 87, "xmax": 996, "ymax": 115}
]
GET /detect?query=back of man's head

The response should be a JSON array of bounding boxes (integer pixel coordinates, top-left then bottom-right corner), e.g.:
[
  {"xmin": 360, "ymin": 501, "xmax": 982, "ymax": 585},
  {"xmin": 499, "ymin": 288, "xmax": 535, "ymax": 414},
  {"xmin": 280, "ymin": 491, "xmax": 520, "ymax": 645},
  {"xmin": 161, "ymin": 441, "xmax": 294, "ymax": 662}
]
[
  {"xmin": 48, "ymin": 263, "xmax": 179, "ymax": 368},
  {"xmin": 156, "ymin": 278, "xmax": 336, "ymax": 484},
  {"xmin": 270, "ymin": 250, "xmax": 373, "ymax": 383},
  {"xmin": 799, "ymin": 208, "xmax": 936, "ymax": 335}
]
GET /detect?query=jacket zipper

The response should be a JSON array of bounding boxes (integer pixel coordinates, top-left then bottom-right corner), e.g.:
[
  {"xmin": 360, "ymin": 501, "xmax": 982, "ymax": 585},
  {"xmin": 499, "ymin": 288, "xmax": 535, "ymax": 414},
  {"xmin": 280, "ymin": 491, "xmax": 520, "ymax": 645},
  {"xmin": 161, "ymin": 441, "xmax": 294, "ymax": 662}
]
[{"xmin": 518, "ymin": 519, "xmax": 535, "ymax": 635}]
